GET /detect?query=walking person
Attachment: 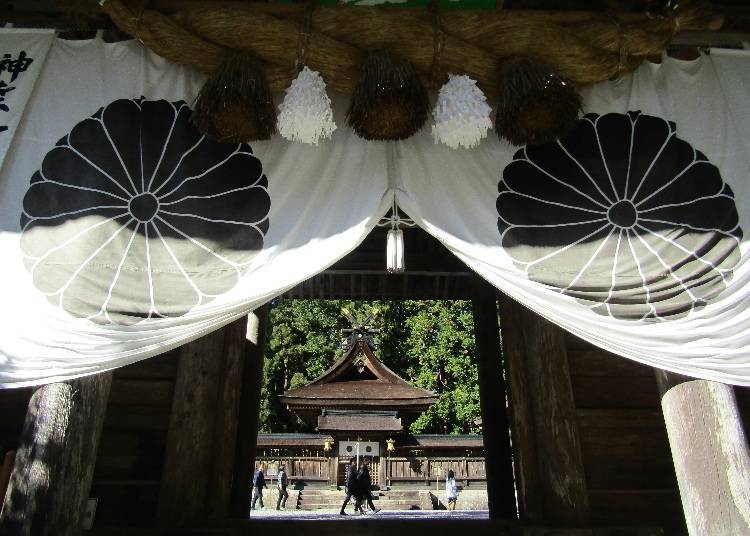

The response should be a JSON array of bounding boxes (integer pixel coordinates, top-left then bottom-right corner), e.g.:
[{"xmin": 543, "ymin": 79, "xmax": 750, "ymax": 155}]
[
  {"xmin": 251, "ymin": 463, "xmax": 267, "ymax": 511},
  {"xmin": 446, "ymin": 469, "xmax": 458, "ymax": 511},
  {"xmin": 357, "ymin": 457, "xmax": 380, "ymax": 514},
  {"xmin": 339, "ymin": 458, "xmax": 360, "ymax": 515},
  {"xmin": 276, "ymin": 464, "xmax": 289, "ymax": 510}
]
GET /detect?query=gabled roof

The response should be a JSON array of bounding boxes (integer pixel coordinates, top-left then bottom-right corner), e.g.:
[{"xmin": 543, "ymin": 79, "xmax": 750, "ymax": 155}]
[{"xmin": 280, "ymin": 340, "xmax": 437, "ymax": 409}]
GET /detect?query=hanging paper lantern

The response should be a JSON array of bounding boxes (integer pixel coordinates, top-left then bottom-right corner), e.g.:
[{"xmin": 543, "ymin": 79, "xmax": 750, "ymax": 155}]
[
  {"xmin": 192, "ymin": 51, "xmax": 276, "ymax": 143},
  {"xmin": 432, "ymin": 74, "xmax": 492, "ymax": 149},
  {"xmin": 496, "ymin": 56, "xmax": 582, "ymax": 147},
  {"xmin": 347, "ymin": 51, "xmax": 429, "ymax": 141},
  {"xmin": 277, "ymin": 66, "xmax": 336, "ymax": 145}
]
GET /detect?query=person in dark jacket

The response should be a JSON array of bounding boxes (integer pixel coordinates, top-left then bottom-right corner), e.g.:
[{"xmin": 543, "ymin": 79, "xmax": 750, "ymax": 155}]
[
  {"xmin": 356, "ymin": 457, "xmax": 380, "ymax": 513},
  {"xmin": 276, "ymin": 464, "xmax": 289, "ymax": 510},
  {"xmin": 251, "ymin": 464, "xmax": 267, "ymax": 510},
  {"xmin": 339, "ymin": 458, "xmax": 360, "ymax": 515}
]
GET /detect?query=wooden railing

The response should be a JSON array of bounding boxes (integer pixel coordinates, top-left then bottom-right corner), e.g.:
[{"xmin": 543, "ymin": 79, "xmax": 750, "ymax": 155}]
[
  {"xmin": 385, "ymin": 457, "xmax": 486, "ymax": 487},
  {"xmin": 254, "ymin": 456, "xmax": 485, "ymax": 487},
  {"xmin": 255, "ymin": 456, "xmax": 331, "ymax": 483}
]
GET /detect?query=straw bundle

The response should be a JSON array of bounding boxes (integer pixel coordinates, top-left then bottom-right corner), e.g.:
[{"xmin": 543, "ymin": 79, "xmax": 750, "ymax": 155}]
[
  {"xmin": 101, "ymin": 0, "xmax": 720, "ymax": 144},
  {"xmin": 104, "ymin": 1, "xmax": 718, "ymax": 94},
  {"xmin": 101, "ymin": 0, "xmax": 293, "ymax": 88},
  {"xmin": 192, "ymin": 51, "xmax": 277, "ymax": 143},
  {"xmin": 173, "ymin": 5, "xmax": 364, "ymax": 94},
  {"xmin": 571, "ymin": 8, "xmax": 720, "ymax": 57},
  {"xmin": 348, "ymin": 51, "xmax": 429, "ymax": 141},
  {"xmin": 496, "ymin": 56, "xmax": 582, "ymax": 147},
  {"xmin": 312, "ymin": 6, "xmax": 498, "ymax": 96}
]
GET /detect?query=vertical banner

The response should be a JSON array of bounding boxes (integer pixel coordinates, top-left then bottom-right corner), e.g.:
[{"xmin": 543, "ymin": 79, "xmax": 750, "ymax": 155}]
[{"xmin": 0, "ymin": 29, "xmax": 54, "ymax": 171}]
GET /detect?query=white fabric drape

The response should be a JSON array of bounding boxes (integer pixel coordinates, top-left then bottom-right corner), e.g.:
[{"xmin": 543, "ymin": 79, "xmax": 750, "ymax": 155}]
[
  {"xmin": 0, "ymin": 35, "xmax": 390, "ymax": 387},
  {"xmin": 396, "ymin": 50, "xmax": 750, "ymax": 386},
  {"xmin": 2, "ymin": 33, "xmax": 750, "ymax": 387}
]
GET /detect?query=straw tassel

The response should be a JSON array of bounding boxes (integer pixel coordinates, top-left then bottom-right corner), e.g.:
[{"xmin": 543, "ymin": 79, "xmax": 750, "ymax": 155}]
[
  {"xmin": 347, "ymin": 51, "xmax": 429, "ymax": 141},
  {"xmin": 432, "ymin": 74, "xmax": 492, "ymax": 149},
  {"xmin": 496, "ymin": 56, "xmax": 582, "ymax": 147},
  {"xmin": 192, "ymin": 51, "xmax": 276, "ymax": 143},
  {"xmin": 278, "ymin": 67, "xmax": 337, "ymax": 145}
]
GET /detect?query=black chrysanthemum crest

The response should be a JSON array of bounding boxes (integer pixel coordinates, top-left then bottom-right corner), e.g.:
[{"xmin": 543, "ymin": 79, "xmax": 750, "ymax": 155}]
[
  {"xmin": 20, "ymin": 97, "xmax": 271, "ymax": 325},
  {"xmin": 497, "ymin": 111, "xmax": 742, "ymax": 321}
]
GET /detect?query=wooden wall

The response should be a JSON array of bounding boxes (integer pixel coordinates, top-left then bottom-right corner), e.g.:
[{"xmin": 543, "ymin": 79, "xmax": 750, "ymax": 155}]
[
  {"xmin": 564, "ymin": 333, "xmax": 686, "ymax": 536},
  {"xmin": 88, "ymin": 350, "xmax": 180, "ymax": 527},
  {"xmin": 2, "ymin": 330, "xmax": 749, "ymax": 532}
]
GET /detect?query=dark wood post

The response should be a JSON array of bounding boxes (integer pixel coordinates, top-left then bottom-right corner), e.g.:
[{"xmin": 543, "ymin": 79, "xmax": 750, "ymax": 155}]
[
  {"xmin": 0, "ymin": 451, "xmax": 14, "ymax": 507},
  {"xmin": 498, "ymin": 294, "xmax": 590, "ymax": 526},
  {"xmin": 157, "ymin": 315, "xmax": 250, "ymax": 526},
  {"xmin": 471, "ymin": 276, "xmax": 518, "ymax": 520},
  {"xmin": 229, "ymin": 306, "xmax": 269, "ymax": 517},
  {"xmin": 0, "ymin": 372, "xmax": 112, "ymax": 536},
  {"xmin": 497, "ymin": 293, "xmax": 543, "ymax": 522},
  {"xmin": 656, "ymin": 370, "xmax": 750, "ymax": 534}
]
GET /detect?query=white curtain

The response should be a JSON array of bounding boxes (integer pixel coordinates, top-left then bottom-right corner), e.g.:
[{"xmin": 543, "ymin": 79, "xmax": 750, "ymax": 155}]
[
  {"xmin": 2, "ymin": 31, "xmax": 750, "ymax": 387},
  {"xmin": 0, "ymin": 29, "xmax": 54, "ymax": 171},
  {"xmin": 0, "ymin": 34, "xmax": 390, "ymax": 387},
  {"xmin": 395, "ymin": 50, "xmax": 750, "ymax": 385}
]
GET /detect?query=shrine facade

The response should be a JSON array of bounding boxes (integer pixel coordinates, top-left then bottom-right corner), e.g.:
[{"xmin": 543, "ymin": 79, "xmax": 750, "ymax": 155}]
[{"xmin": 255, "ymin": 335, "xmax": 487, "ymax": 491}]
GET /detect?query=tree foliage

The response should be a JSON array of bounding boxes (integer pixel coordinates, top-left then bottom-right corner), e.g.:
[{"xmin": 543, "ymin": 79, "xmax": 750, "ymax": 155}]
[{"xmin": 259, "ymin": 299, "xmax": 481, "ymax": 435}]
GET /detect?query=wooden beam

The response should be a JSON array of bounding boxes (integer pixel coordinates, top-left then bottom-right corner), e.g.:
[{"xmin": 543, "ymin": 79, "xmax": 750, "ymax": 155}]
[
  {"xmin": 471, "ymin": 276, "xmax": 517, "ymax": 520},
  {"xmin": 655, "ymin": 370, "xmax": 750, "ymax": 535},
  {"xmin": 229, "ymin": 306, "xmax": 269, "ymax": 518},
  {"xmin": 499, "ymin": 294, "xmax": 590, "ymax": 525},
  {"xmin": 205, "ymin": 317, "xmax": 249, "ymax": 520},
  {"xmin": 498, "ymin": 293, "xmax": 544, "ymax": 522},
  {"xmin": 157, "ymin": 316, "xmax": 248, "ymax": 526},
  {"xmin": 0, "ymin": 373, "xmax": 113, "ymax": 536}
]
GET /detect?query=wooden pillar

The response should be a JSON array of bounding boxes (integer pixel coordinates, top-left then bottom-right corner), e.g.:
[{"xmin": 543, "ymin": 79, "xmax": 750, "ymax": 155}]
[
  {"xmin": 656, "ymin": 370, "xmax": 750, "ymax": 535},
  {"xmin": 0, "ymin": 372, "xmax": 112, "ymax": 536},
  {"xmin": 0, "ymin": 451, "xmax": 14, "ymax": 507},
  {"xmin": 471, "ymin": 276, "xmax": 518, "ymax": 520},
  {"xmin": 498, "ymin": 294, "xmax": 590, "ymax": 526},
  {"xmin": 157, "ymin": 315, "xmax": 250, "ymax": 526},
  {"xmin": 229, "ymin": 306, "xmax": 269, "ymax": 517}
]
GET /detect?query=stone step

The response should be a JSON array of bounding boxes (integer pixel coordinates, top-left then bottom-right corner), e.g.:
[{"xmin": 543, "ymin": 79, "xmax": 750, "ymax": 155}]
[{"xmin": 298, "ymin": 502, "xmax": 423, "ymax": 511}]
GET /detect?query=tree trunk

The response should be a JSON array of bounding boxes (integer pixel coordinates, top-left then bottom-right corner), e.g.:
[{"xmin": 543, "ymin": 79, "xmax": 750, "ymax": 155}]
[
  {"xmin": 656, "ymin": 370, "xmax": 750, "ymax": 535},
  {"xmin": 471, "ymin": 276, "xmax": 518, "ymax": 520},
  {"xmin": 0, "ymin": 372, "xmax": 112, "ymax": 536}
]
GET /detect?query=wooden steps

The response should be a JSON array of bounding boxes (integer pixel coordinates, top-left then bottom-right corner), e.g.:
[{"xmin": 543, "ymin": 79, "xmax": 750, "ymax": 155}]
[{"xmin": 296, "ymin": 489, "xmax": 429, "ymax": 511}]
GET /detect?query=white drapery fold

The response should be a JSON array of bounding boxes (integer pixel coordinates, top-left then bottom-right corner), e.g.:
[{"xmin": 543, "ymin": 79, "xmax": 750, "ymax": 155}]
[
  {"xmin": 395, "ymin": 50, "xmax": 750, "ymax": 386},
  {"xmin": 2, "ymin": 33, "xmax": 750, "ymax": 387},
  {"xmin": 0, "ymin": 34, "xmax": 390, "ymax": 387}
]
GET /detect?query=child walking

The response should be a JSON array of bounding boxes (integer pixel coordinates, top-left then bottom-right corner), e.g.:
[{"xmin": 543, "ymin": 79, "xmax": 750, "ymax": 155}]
[{"xmin": 446, "ymin": 469, "xmax": 458, "ymax": 511}]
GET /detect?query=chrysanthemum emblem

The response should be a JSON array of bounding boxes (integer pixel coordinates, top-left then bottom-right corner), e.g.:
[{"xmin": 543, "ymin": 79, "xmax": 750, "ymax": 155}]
[
  {"xmin": 20, "ymin": 98, "xmax": 270, "ymax": 324},
  {"xmin": 497, "ymin": 111, "xmax": 742, "ymax": 320}
]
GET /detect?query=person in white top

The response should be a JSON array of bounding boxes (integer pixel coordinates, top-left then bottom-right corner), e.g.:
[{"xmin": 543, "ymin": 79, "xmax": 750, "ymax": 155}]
[{"xmin": 445, "ymin": 469, "xmax": 458, "ymax": 511}]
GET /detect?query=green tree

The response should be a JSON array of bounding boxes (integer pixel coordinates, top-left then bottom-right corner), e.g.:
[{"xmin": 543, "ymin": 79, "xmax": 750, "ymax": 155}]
[{"xmin": 259, "ymin": 299, "xmax": 481, "ymax": 435}]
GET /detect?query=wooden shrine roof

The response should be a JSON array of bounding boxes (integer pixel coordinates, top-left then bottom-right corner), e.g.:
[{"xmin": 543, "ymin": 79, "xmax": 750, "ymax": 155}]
[
  {"xmin": 256, "ymin": 433, "xmax": 333, "ymax": 448},
  {"xmin": 318, "ymin": 410, "xmax": 403, "ymax": 433},
  {"xmin": 280, "ymin": 340, "xmax": 437, "ymax": 411}
]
